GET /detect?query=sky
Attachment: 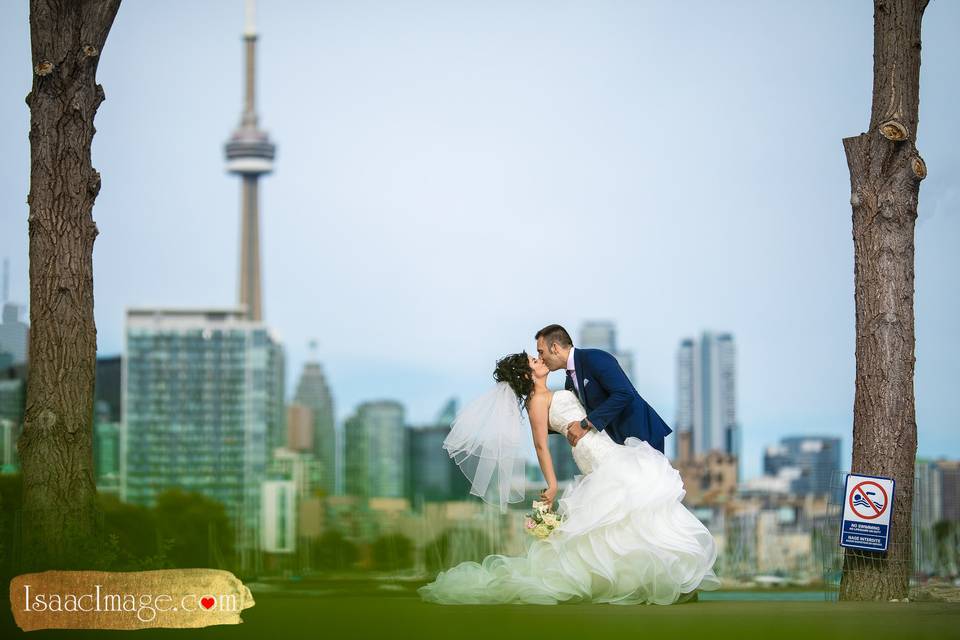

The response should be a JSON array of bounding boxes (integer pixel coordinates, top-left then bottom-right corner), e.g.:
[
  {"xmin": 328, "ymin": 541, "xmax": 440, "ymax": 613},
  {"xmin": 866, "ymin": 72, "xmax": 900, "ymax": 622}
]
[{"xmin": 0, "ymin": 1, "xmax": 957, "ymax": 481}]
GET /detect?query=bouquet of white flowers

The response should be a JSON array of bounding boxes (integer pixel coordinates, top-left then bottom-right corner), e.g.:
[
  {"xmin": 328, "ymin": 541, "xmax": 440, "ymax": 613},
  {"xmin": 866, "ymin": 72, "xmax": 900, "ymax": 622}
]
[{"xmin": 524, "ymin": 499, "xmax": 565, "ymax": 539}]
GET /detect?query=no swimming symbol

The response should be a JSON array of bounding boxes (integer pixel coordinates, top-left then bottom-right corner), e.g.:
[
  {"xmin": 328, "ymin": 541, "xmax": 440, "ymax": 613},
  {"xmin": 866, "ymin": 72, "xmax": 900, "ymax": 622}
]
[{"xmin": 849, "ymin": 480, "xmax": 888, "ymax": 520}]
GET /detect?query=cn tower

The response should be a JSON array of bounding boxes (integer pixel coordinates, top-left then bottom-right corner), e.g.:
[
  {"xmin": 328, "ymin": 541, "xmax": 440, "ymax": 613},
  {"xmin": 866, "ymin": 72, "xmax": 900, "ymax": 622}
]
[{"xmin": 224, "ymin": 0, "xmax": 275, "ymax": 322}]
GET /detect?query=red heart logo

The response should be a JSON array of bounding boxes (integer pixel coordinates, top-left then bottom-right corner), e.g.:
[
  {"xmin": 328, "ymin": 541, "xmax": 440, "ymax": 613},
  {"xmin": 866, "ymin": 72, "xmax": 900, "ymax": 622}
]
[{"xmin": 200, "ymin": 597, "xmax": 215, "ymax": 610}]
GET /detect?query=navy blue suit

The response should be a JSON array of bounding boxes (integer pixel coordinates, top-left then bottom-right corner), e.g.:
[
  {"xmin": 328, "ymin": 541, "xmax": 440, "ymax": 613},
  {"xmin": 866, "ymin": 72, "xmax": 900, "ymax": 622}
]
[{"xmin": 565, "ymin": 348, "xmax": 672, "ymax": 454}]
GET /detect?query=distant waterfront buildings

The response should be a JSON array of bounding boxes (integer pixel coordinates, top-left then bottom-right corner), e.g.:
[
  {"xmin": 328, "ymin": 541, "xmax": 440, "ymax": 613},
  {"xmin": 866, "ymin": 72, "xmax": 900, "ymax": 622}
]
[
  {"xmin": 917, "ymin": 458, "xmax": 960, "ymax": 524},
  {"xmin": 0, "ymin": 259, "xmax": 27, "ymax": 365},
  {"xmin": 675, "ymin": 332, "xmax": 740, "ymax": 479},
  {"xmin": 286, "ymin": 402, "xmax": 314, "ymax": 453},
  {"xmin": 95, "ymin": 356, "xmax": 122, "ymax": 422},
  {"xmin": 916, "ymin": 458, "xmax": 943, "ymax": 528},
  {"xmin": 93, "ymin": 355, "xmax": 122, "ymax": 494},
  {"xmin": 673, "ymin": 331, "xmax": 740, "ymax": 500},
  {"xmin": 0, "ymin": 364, "xmax": 25, "ymax": 474},
  {"xmin": 292, "ymin": 354, "xmax": 336, "ymax": 496},
  {"xmin": 0, "ymin": 304, "xmax": 28, "ymax": 366},
  {"xmin": 578, "ymin": 321, "xmax": 634, "ymax": 382},
  {"xmin": 0, "ymin": 415, "xmax": 18, "ymax": 473},
  {"xmin": 260, "ymin": 479, "xmax": 297, "ymax": 554},
  {"xmin": 762, "ymin": 436, "xmax": 842, "ymax": 498},
  {"xmin": 94, "ymin": 402, "xmax": 122, "ymax": 496},
  {"xmin": 344, "ymin": 400, "xmax": 405, "ymax": 499},
  {"xmin": 941, "ymin": 461, "xmax": 960, "ymax": 523},
  {"xmin": 407, "ymin": 399, "xmax": 473, "ymax": 507},
  {"xmin": 122, "ymin": 307, "xmax": 285, "ymax": 552},
  {"xmin": 673, "ymin": 450, "xmax": 738, "ymax": 505}
]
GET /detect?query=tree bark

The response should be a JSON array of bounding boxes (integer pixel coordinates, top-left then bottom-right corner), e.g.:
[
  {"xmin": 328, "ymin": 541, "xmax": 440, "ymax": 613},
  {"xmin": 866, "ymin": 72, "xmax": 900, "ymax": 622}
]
[
  {"xmin": 18, "ymin": 0, "xmax": 122, "ymax": 570},
  {"xmin": 839, "ymin": 0, "xmax": 927, "ymax": 601}
]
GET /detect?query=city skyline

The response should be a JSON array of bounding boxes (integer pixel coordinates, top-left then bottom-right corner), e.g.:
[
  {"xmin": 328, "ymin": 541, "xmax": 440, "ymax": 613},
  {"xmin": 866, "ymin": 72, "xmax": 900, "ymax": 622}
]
[
  {"xmin": 1, "ymin": 2, "xmax": 958, "ymax": 483},
  {"xmin": 676, "ymin": 332, "xmax": 741, "ymax": 475}
]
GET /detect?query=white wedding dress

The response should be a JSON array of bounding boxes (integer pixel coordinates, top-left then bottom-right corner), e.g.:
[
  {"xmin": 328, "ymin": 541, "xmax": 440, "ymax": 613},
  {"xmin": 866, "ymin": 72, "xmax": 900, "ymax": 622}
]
[{"xmin": 418, "ymin": 389, "xmax": 721, "ymax": 605}]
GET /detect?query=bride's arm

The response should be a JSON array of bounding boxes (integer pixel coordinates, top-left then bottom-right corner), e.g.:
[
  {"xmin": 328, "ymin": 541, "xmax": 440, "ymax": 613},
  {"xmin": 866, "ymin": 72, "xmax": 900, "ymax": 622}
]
[{"xmin": 528, "ymin": 395, "xmax": 558, "ymax": 498}]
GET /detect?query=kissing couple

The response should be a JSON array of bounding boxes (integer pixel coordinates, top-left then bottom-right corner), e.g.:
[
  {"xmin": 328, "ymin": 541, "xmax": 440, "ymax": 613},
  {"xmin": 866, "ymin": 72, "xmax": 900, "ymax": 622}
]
[{"xmin": 418, "ymin": 324, "xmax": 721, "ymax": 605}]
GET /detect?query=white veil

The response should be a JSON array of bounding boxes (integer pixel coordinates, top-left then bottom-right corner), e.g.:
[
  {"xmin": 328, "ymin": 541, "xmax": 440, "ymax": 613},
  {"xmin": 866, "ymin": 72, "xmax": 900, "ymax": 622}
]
[{"xmin": 442, "ymin": 382, "xmax": 528, "ymax": 513}]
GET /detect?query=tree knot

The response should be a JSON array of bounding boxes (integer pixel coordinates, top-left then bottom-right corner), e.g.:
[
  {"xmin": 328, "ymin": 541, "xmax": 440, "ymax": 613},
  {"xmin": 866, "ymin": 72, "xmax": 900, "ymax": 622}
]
[
  {"xmin": 911, "ymin": 156, "xmax": 927, "ymax": 181},
  {"xmin": 879, "ymin": 120, "xmax": 909, "ymax": 142}
]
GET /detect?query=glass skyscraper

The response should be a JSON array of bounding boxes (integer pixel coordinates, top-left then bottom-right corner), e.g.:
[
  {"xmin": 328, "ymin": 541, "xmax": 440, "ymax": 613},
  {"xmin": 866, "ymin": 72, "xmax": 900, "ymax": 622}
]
[
  {"xmin": 344, "ymin": 400, "xmax": 405, "ymax": 499},
  {"xmin": 407, "ymin": 400, "xmax": 472, "ymax": 506},
  {"xmin": 407, "ymin": 424, "xmax": 473, "ymax": 505},
  {"xmin": 292, "ymin": 360, "xmax": 336, "ymax": 496},
  {"xmin": 122, "ymin": 307, "xmax": 285, "ymax": 551},
  {"xmin": 676, "ymin": 331, "xmax": 740, "ymax": 478},
  {"xmin": 0, "ymin": 302, "xmax": 28, "ymax": 365},
  {"xmin": 94, "ymin": 355, "xmax": 123, "ymax": 495},
  {"xmin": 0, "ymin": 369, "xmax": 24, "ymax": 474}
]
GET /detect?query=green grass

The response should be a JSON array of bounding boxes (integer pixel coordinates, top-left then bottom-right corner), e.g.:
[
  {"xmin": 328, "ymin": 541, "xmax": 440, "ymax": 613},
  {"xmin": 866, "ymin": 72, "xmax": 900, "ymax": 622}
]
[{"xmin": 2, "ymin": 588, "xmax": 958, "ymax": 639}]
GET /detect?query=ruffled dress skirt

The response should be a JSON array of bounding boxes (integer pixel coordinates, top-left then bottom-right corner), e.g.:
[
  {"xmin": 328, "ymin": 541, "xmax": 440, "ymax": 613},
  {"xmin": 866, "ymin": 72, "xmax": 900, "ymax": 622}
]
[{"xmin": 417, "ymin": 436, "xmax": 721, "ymax": 605}]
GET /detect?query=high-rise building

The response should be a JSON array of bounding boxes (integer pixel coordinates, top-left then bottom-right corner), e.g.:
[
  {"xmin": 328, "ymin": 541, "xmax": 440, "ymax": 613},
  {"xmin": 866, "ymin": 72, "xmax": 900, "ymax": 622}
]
[
  {"xmin": 122, "ymin": 307, "xmax": 285, "ymax": 552},
  {"xmin": 676, "ymin": 339, "xmax": 694, "ymax": 457},
  {"xmin": 95, "ymin": 355, "xmax": 122, "ymax": 423},
  {"xmin": 435, "ymin": 398, "xmax": 459, "ymax": 426},
  {"xmin": 344, "ymin": 401, "xmax": 405, "ymax": 499},
  {"xmin": 406, "ymin": 399, "xmax": 472, "ymax": 507},
  {"xmin": 292, "ymin": 354, "xmax": 336, "ymax": 495},
  {"xmin": 915, "ymin": 458, "xmax": 943, "ymax": 528},
  {"xmin": 0, "ymin": 364, "xmax": 25, "ymax": 474},
  {"xmin": 0, "ymin": 418, "xmax": 16, "ymax": 474},
  {"xmin": 267, "ymin": 446, "xmax": 325, "ymax": 499},
  {"xmin": 0, "ymin": 304, "xmax": 28, "ymax": 366},
  {"xmin": 94, "ymin": 355, "xmax": 123, "ymax": 494},
  {"xmin": 224, "ymin": 0, "xmax": 276, "ymax": 323},
  {"xmin": 286, "ymin": 403, "xmax": 314, "ymax": 453},
  {"xmin": 94, "ymin": 418, "xmax": 121, "ymax": 496},
  {"xmin": 579, "ymin": 321, "xmax": 634, "ymax": 382},
  {"xmin": 675, "ymin": 332, "xmax": 740, "ymax": 477},
  {"xmin": 0, "ymin": 259, "xmax": 28, "ymax": 365},
  {"xmin": 762, "ymin": 436, "xmax": 841, "ymax": 498},
  {"xmin": 940, "ymin": 460, "xmax": 960, "ymax": 523},
  {"xmin": 260, "ymin": 479, "xmax": 296, "ymax": 554}
]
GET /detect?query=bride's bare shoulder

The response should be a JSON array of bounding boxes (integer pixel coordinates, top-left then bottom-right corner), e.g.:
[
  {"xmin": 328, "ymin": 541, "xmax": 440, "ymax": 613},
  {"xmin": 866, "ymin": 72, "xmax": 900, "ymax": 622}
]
[
  {"xmin": 525, "ymin": 391, "xmax": 554, "ymax": 415},
  {"xmin": 525, "ymin": 391, "xmax": 555, "ymax": 431}
]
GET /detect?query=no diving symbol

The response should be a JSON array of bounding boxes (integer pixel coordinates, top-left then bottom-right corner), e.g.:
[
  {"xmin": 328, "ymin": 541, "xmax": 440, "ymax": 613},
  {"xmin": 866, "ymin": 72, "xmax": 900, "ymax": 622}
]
[{"xmin": 849, "ymin": 481, "xmax": 888, "ymax": 520}]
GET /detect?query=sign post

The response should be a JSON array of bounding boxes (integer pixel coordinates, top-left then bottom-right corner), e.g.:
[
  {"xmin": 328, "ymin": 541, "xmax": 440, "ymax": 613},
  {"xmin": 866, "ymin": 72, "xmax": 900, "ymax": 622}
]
[{"xmin": 839, "ymin": 473, "xmax": 895, "ymax": 553}]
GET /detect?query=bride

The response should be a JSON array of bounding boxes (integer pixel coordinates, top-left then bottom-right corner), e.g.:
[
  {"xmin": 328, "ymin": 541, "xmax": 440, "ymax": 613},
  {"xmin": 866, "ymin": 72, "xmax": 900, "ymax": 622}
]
[{"xmin": 417, "ymin": 352, "xmax": 721, "ymax": 605}]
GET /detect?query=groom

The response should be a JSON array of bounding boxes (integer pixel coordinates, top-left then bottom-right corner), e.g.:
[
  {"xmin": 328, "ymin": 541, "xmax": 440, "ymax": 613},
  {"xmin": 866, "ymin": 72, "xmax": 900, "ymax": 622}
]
[{"xmin": 535, "ymin": 324, "xmax": 672, "ymax": 454}]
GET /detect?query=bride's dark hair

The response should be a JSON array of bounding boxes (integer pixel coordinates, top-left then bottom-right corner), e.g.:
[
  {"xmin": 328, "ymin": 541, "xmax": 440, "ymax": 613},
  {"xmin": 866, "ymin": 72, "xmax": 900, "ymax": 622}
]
[{"xmin": 493, "ymin": 352, "xmax": 535, "ymax": 401}]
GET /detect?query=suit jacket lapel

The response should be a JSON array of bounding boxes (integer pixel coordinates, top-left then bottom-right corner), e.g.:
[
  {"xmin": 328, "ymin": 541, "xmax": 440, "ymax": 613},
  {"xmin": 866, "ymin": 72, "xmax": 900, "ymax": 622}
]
[{"xmin": 573, "ymin": 348, "xmax": 586, "ymax": 406}]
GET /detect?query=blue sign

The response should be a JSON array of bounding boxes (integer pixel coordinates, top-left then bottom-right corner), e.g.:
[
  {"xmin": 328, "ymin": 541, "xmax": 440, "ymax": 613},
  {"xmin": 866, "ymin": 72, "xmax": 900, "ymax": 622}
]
[{"xmin": 839, "ymin": 473, "xmax": 895, "ymax": 552}]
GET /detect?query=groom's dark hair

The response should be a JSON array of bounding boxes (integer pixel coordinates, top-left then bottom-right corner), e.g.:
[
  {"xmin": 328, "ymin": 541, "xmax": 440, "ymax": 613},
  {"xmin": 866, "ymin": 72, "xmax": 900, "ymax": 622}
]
[{"xmin": 535, "ymin": 324, "xmax": 573, "ymax": 348}]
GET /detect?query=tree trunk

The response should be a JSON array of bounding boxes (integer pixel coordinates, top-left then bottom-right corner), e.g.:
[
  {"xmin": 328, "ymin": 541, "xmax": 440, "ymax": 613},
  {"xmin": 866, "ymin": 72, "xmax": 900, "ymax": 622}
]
[
  {"xmin": 839, "ymin": 0, "xmax": 927, "ymax": 601},
  {"xmin": 18, "ymin": 0, "xmax": 122, "ymax": 570}
]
